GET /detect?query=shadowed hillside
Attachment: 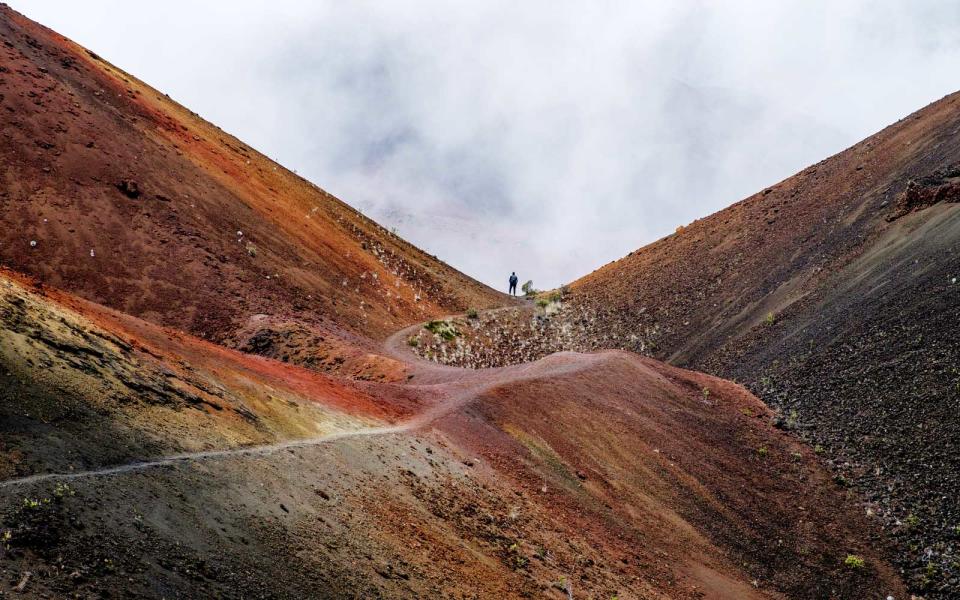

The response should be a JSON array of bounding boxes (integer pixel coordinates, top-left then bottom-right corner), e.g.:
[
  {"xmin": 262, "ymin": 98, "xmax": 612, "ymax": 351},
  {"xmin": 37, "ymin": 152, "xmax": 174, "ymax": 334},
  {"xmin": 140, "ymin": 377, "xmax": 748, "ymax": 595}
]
[
  {"xmin": 0, "ymin": 4, "xmax": 916, "ymax": 598},
  {"xmin": 572, "ymin": 89, "xmax": 960, "ymax": 597},
  {"xmin": 0, "ymin": 269, "xmax": 905, "ymax": 598},
  {"xmin": 416, "ymin": 89, "xmax": 960, "ymax": 595}
]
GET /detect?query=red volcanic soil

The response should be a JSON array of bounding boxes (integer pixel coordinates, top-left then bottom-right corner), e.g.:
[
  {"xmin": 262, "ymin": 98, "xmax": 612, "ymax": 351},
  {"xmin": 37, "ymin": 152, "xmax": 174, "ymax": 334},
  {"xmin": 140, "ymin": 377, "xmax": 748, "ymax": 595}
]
[
  {"xmin": 436, "ymin": 351, "xmax": 904, "ymax": 599},
  {"xmin": 527, "ymin": 90, "xmax": 960, "ymax": 595},
  {"xmin": 0, "ymin": 4, "xmax": 504, "ymax": 346},
  {"xmin": 0, "ymin": 4, "xmax": 915, "ymax": 599},
  {"xmin": 0, "ymin": 266, "xmax": 414, "ymax": 482},
  {"xmin": 570, "ymin": 89, "xmax": 960, "ymax": 363},
  {"xmin": 0, "ymin": 286, "xmax": 907, "ymax": 597},
  {"xmin": 408, "ymin": 87, "xmax": 960, "ymax": 596}
]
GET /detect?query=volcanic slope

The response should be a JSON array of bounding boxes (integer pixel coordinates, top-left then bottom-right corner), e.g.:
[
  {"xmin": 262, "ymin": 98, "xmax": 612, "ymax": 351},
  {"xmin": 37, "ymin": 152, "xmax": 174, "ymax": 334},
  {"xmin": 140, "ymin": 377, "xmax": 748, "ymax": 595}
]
[
  {"xmin": 0, "ymin": 4, "xmax": 504, "ymax": 351},
  {"xmin": 423, "ymin": 90, "xmax": 960, "ymax": 595},
  {"xmin": 573, "ymin": 90, "xmax": 960, "ymax": 597},
  {"xmin": 0, "ymin": 5, "xmax": 911, "ymax": 598},
  {"xmin": 0, "ymin": 270, "xmax": 906, "ymax": 599}
]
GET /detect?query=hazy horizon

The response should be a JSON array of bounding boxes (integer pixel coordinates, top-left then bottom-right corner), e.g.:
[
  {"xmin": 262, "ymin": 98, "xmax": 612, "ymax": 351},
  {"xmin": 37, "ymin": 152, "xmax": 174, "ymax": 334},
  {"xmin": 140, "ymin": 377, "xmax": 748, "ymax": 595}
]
[{"xmin": 13, "ymin": 1, "xmax": 960, "ymax": 290}]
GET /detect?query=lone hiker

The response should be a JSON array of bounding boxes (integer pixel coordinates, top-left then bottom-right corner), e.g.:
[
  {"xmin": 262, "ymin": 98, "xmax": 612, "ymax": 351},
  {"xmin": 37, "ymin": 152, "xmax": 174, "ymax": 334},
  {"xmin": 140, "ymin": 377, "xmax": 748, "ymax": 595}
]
[{"xmin": 509, "ymin": 272, "xmax": 519, "ymax": 296}]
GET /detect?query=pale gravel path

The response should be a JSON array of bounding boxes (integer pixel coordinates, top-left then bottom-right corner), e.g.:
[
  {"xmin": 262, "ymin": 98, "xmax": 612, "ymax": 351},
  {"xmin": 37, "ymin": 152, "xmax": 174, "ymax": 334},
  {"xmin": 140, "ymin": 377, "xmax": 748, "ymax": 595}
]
[{"xmin": 0, "ymin": 320, "xmax": 606, "ymax": 489}]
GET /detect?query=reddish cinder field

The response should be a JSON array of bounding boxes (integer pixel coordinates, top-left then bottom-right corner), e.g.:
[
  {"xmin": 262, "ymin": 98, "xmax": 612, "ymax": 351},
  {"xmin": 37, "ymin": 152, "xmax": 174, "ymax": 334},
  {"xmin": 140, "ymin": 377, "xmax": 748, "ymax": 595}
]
[
  {"xmin": 0, "ymin": 5, "xmax": 505, "ymax": 346},
  {"xmin": 0, "ymin": 4, "xmax": 912, "ymax": 599}
]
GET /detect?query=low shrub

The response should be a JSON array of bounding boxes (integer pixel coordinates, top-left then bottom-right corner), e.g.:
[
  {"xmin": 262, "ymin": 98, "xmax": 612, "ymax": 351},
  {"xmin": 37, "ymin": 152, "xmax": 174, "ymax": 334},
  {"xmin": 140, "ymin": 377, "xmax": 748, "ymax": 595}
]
[
  {"xmin": 424, "ymin": 320, "xmax": 460, "ymax": 341},
  {"xmin": 843, "ymin": 554, "xmax": 866, "ymax": 569}
]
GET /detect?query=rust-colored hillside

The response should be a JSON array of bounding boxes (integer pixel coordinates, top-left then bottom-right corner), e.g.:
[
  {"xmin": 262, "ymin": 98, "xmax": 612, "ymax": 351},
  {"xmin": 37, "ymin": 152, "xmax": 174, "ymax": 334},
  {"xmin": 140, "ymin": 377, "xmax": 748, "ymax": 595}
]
[
  {"xmin": 0, "ymin": 5, "xmax": 504, "ymax": 345},
  {"xmin": 563, "ymin": 90, "xmax": 960, "ymax": 595},
  {"xmin": 0, "ymin": 5, "xmax": 916, "ymax": 599},
  {"xmin": 0, "ymin": 270, "xmax": 905, "ymax": 598},
  {"xmin": 403, "ymin": 86, "xmax": 960, "ymax": 597}
]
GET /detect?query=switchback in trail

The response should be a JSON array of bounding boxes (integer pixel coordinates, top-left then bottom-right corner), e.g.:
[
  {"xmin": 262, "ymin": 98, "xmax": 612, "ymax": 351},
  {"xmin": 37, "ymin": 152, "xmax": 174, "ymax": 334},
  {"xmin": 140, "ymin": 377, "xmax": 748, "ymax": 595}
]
[
  {"xmin": 0, "ymin": 339, "xmax": 605, "ymax": 491},
  {"xmin": 0, "ymin": 283, "xmax": 906, "ymax": 598}
]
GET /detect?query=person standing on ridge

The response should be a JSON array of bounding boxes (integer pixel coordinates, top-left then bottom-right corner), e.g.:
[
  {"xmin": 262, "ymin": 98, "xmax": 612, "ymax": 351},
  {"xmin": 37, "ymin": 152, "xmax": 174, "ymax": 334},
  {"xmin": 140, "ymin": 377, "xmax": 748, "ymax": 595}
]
[{"xmin": 509, "ymin": 272, "xmax": 518, "ymax": 296}]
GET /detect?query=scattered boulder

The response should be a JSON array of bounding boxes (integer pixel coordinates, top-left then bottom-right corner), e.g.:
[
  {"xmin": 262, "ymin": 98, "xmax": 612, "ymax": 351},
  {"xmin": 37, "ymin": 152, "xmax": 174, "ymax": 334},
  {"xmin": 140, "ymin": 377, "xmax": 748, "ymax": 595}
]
[
  {"xmin": 116, "ymin": 179, "xmax": 141, "ymax": 199},
  {"xmin": 887, "ymin": 166, "xmax": 960, "ymax": 221}
]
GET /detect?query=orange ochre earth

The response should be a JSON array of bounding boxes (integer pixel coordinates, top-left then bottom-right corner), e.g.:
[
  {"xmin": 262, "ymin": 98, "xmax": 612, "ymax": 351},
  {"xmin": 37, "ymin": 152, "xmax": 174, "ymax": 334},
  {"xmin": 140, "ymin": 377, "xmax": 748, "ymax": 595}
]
[{"xmin": 0, "ymin": 4, "xmax": 908, "ymax": 600}]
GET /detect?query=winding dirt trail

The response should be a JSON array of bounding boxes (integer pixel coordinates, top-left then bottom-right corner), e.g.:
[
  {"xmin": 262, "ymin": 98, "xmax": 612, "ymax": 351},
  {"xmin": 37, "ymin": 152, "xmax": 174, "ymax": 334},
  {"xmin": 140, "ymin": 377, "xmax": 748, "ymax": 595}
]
[{"xmin": 0, "ymin": 319, "xmax": 607, "ymax": 490}]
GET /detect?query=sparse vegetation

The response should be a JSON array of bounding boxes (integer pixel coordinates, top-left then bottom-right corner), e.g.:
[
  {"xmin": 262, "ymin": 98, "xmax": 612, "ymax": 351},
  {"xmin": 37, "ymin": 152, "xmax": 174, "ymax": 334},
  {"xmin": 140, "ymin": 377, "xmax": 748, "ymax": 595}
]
[
  {"xmin": 757, "ymin": 446, "xmax": 769, "ymax": 457},
  {"xmin": 52, "ymin": 483, "xmax": 74, "ymax": 499},
  {"xmin": 922, "ymin": 561, "xmax": 939, "ymax": 587},
  {"xmin": 22, "ymin": 497, "xmax": 49, "ymax": 510},
  {"xmin": 843, "ymin": 554, "xmax": 866, "ymax": 569},
  {"xmin": 507, "ymin": 542, "xmax": 529, "ymax": 569},
  {"xmin": 787, "ymin": 410, "xmax": 799, "ymax": 429},
  {"xmin": 466, "ymin": 308, "xmax": 479, "ymax": 319},
  {"xmin": 424, "ymin": 320, "xmax": 460, "ymax": 341},
  {"xmin": 407, "ymin": 336, "xmax": 419, "ymax": 347},
  {"xmin": 764, "ymin": 311, "xmax": 775, "ymax": 326}
]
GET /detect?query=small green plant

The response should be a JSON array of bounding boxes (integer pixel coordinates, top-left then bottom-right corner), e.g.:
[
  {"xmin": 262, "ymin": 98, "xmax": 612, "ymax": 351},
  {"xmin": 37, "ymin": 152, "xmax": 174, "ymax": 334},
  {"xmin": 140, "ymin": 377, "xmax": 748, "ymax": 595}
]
[
  {"xmin": 424, "ymin": 320, "xmax": 459, "ymax": 341},
  {"xmin": 757, "ymin": 446, "xmax": 769, "ymax": 457},
  {"xmin": 246, "ymin": 243, "xmax": 257, "ymax": 257},
  {"xmin": 407, "ymin": 336, "xmax": 419, "ymax": 347},
  {"xmin": 466, "ymin": 308, "xmax": 479, "ymax": 319},
  {"xmin": 22, "ymin": 497, "xmax": 50, "ymax": 510},
  {"xmin": 814, "ymin": 444, "xmax": 825, "ymax": 455},
  {"xmin": 764, "ymin": 311, "xmax": 775, "ymax": 326},
  {"xmin": 905, "ymin": 513, "xmax": 920, "ymax": 527},
  {"xmin": 102, "ymin": 558, "xmax": 117, "ymax": 573},
  {"xmin": 786, "ymin": 410, "xmax": 799, "ymax": 428},
  {"xmin": 535, "ymin": 298, "xmax": 549, "ymax": 308},
  {"xmin": 843, "ymin": 554, "xmax": 866, "ymax": 569},
  {"xmin": 740, "ymin": 407, "xmax": 754, "ymax": 417},
  {"xmin": 534, "ymin": 546, "xmax": 548, "ymax": 560},
  {"xmin": 521, "ymin": 280, "xmax": 536, "ymax": 296},
  {"xmin": 507, "ymin": 542, "xmax": 528, "ymax": 569},
  {"xmin": 702, "ymin": 387, "xmax": 711, "ymax": 399},
  {"xmin": 52, "ymin": 483, "xmax": 74, "ymax": 499}
]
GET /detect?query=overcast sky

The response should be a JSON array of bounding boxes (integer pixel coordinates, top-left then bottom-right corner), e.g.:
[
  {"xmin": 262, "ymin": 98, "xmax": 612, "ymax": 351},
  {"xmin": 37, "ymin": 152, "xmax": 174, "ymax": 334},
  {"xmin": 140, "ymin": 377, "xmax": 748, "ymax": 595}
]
[{"xmin": 13, "ymin": 1, "xmax": 960, "ymax": 289}]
